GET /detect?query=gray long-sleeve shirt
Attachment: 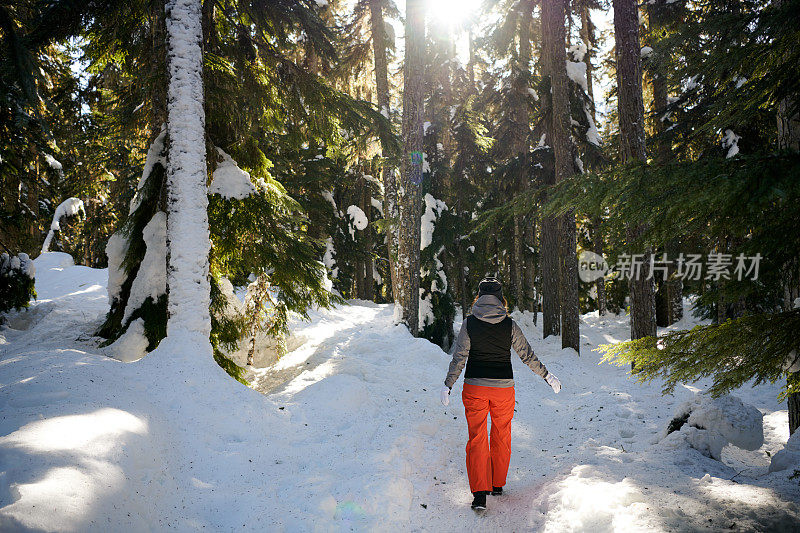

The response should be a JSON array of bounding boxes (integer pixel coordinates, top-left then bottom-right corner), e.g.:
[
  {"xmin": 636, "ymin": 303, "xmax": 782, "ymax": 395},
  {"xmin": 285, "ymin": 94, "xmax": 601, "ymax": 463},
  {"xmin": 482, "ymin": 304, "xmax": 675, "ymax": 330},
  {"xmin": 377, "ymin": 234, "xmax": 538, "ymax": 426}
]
[{"xmin": 444, "ymin": 295, "xmax": 549, "ymax": 389}]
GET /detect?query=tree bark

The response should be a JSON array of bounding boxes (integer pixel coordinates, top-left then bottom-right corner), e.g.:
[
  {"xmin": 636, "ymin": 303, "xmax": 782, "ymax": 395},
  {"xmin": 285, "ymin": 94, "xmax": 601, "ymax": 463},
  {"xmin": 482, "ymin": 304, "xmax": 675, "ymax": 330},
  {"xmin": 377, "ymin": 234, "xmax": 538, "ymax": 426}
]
[
  {"xmin": 362, "ymin": 179, "xmax": 375, "ymax": 300},
  {"xmin": 614, "ymin": 0, "xmax": 657, "ymax": 344},
  {"xmin": 397, "ymin": 0, "xmax": 425, "ymax": 334},
  {"xmin": 524, "ymin": 214, "xmax": 538, "ymax": 318},
  {"xmin": 369, "ymin": 0, "xmax": 399, "ymax": 301},
  {"xmin": 540, "ymin": 4, "xmax": 560, "ymax": 339},
  {"xmin": 790, "ymin": 373, "xmax": 800, "ymax": 435},
  {"xmin": 512, "ymin": 0, "xmax": 533, "ymax": 312},
  {"xmin": 592, "ymin": 218, "xmax": 607, "ymax": 315},
  {"xmin": 164, "ymin": 0, "xmax": 211, "ymax": 340},
  {"xmin": 543, "ymin": 0, "xmax": 580, "ymax": 352}
]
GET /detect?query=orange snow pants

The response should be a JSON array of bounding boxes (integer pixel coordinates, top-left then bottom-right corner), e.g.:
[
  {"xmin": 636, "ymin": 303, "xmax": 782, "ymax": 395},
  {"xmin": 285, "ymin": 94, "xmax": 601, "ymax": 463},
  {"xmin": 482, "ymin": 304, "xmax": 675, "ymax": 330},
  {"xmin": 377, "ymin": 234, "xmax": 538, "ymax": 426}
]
[{"xmin": 461, "ymin": 383, "xmax": 515, "ymax": 493}]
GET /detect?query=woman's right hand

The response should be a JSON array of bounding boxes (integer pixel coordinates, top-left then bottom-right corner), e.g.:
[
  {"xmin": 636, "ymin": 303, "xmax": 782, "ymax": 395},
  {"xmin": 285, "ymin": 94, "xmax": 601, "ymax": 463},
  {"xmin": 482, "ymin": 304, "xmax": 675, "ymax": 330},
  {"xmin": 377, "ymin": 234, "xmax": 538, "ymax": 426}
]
[
  {"xmin": 546, "ymin": 373, "xmax": 562, "ymax": 394},
  {"xmin": 440, "ymin": 385, "xmax": 451, "ymax": 406}
]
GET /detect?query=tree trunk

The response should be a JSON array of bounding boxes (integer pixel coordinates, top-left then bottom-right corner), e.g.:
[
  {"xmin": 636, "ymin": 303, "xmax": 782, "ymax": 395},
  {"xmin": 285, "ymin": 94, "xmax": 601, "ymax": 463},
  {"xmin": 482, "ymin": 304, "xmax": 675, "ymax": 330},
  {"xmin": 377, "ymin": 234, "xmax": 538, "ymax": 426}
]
[
  {"xmin": 540, "ymin": 6, "xmax": 561, "ymax": 340},
  {"xmin": 592, "ymin": 218, "xmax": 607, "ymax": 315},
  {"xmin": 614, "ymin": 0, "xmax": 657, "ymax": 345},
  {"xmin": 543, "ymin": 0, "xmax": 579, "ymax": 352},
  {"xmin": 362, "ymin": 181, "xmax": 375, "ymax": 300},
  {"xmin": 582, "ymin": 5, "xmax": 606, "ymax": 317},
  {"xmin": 580, "ymin": 4, "xmax": 596, "ymax": 110},
  {"xmin": 164, "ymin": 0, "xmax": 211, "ymax": 340},
  {"xmin": 397, "ymin": 0, "xmax": 425, "ymax": 334},
  {"xmin": 790, "ymin": 372, "xmax": 800, "ymax": 435},
  {"xmin": 524, "ymin": 214, "xmax": 538, "ymax": 318},
  {"xmin": 369, "ymin": 0, "xmax": 399, "ymax": 302},
  {"xmin": 511, "ymin": 1, "xmax": 533, "ymax": 313},
  {"xmin": 647, "ymin": 0, "xmax": 682, "ymax": 327}
]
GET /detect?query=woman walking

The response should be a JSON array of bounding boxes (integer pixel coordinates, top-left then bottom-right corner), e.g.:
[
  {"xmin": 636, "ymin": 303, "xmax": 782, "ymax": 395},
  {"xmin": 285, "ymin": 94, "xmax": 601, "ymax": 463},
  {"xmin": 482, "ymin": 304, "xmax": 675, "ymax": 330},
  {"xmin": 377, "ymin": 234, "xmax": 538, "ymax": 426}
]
[{"xmin": 440, "ymin": 277, "xmax": 562, "ymax": 511}]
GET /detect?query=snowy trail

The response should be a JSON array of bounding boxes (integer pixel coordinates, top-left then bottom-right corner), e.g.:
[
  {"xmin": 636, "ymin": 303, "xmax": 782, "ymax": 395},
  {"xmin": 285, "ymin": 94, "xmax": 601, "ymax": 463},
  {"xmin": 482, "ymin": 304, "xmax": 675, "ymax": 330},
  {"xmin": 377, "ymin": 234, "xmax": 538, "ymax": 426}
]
[{"xmin": 1, "ymin": 254, "xmax": 799, "ymax": 531}]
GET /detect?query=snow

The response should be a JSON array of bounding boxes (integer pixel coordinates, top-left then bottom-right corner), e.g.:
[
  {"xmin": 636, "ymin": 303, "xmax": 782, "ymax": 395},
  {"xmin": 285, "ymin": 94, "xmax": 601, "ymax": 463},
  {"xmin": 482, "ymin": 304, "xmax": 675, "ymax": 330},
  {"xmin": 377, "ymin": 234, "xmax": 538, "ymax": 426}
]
[
  {"xmin": 130, "ymin": 128, "xmax": 167, "ymax": 214},
  {"xmin": 527, "ymin": 87, "xmax": 539, "ymax": 101},
  {"xmin": 41, "ymin": 197, "xmax": 84, "ymax": 254},
  {"xmin": 323, "ymin": 236, "xmax": 338, "ymax": 279},
  {"xmin": 370, "ymin": 197, "xmax": 384, "ymax": 216},
  {"xmin": 164, "ymin": 0, "xmax": 211, "ymax": 341},
  {"xmin": 420, "ymin": 194, "xmax": 447, "ymax": 251},
  {"xmin": 209, "ymin": 148, "xmax": 258, "ymax": 199},
  {"xmin": 345, "ymin": 205, "xmax": 368, "ymax": 239},
  {"xmin": 568, "ymin": 42, "xmax": 587, "ymax": 62},
  {"xmin": 43, "ymin": 153, "xmax": 62, "ymax": 171},
  {"xmin": 585, "ymin": 106, "xmax": 602, "ymax": 145},
  {"xmin": 321, "ymin": 190, "xmax": 338, "ymax": 214},
  {"xmin": 419, "ymin": 287, "xmax": 433, "ymax": 330},
  {"xmin": 1, "ymin": 252, "xmax": 35, "ymax": 280},
  {"xmin": 660, "ymin": 394, "xmax": 764, "ymax": 460},
  {"xmin": 769, "ymin": 430, "xmax": 800, "ymax": 473},
  {"xmin": 2, "ymin": 261, "xmax": 799, "ymax": 531},
  {"xmin": 105, "ymin": 318, "xmax": 149, "ymax": 362},
  {"xmin": 121, "ymin": 211, "xmax": 167, "ymax": 324},
  {"xmin": 566, "ymin": 60, "xmax": 588, "ymax": 93},
  {"xmin": 640, "ymin": 46, "xmax": 654, "ymax": 58},
  {"xmin": 722, "ymin": 129, "xmax": 741, "ymax": 158}
]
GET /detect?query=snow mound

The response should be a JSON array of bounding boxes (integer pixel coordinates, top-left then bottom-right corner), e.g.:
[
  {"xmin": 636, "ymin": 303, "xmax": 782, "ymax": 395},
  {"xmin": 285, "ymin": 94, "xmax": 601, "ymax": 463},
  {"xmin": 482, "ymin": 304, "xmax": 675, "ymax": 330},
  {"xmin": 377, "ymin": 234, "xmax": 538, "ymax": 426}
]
[
  {"xmin": 660, "ymin": 394, "xmax": 763, "ymax": 460},
  {"xmin": 769, "ymin": 430, "xmax": 800, "ymax": 473},
  {"xmin": 34, "ymin": 251, "xmax": 74, "ymax": 270},
  {"xmin": 536, "ymin": 465, "xmax": 650, "ymax": 531},
  {"xmin": 105, "ymin": 317, "xmax": 149, "ymax": 362},
  {"xmin": 209, "ymin": 148, "xmax": 257, "ymax": 199}
]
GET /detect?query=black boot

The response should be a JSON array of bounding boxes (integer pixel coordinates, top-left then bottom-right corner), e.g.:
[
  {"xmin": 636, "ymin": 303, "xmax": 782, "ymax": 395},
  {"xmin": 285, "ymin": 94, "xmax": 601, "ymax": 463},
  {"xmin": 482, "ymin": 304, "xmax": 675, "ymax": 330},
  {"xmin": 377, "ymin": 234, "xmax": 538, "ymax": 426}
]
[
  {"xmin": 471, "ymin": 491, "xmax": 486, "ymax": 510},
  {"xmin": 491, "ymin": 486, "xmax": 503, "ymax": 495}
]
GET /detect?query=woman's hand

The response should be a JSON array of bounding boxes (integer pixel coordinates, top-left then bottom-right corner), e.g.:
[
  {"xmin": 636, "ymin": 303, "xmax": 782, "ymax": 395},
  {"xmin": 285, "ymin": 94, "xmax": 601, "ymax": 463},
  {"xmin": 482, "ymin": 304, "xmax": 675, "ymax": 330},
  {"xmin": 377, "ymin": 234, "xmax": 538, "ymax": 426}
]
[
  {"xmin": 440, "ymin": 385, "xmax": 451, "ymax": 406},
  {"xmin": 546, "ymin": 373, "xmax": 562, "ymax": 394}
]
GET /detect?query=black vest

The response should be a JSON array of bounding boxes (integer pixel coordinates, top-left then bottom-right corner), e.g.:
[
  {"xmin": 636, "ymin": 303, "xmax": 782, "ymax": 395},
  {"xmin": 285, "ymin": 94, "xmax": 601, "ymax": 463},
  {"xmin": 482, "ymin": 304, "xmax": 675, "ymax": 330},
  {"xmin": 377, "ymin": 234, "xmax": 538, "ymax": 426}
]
[{"xmin": 464, "ymin": 315, "xmax": 513, "ymax": 379}]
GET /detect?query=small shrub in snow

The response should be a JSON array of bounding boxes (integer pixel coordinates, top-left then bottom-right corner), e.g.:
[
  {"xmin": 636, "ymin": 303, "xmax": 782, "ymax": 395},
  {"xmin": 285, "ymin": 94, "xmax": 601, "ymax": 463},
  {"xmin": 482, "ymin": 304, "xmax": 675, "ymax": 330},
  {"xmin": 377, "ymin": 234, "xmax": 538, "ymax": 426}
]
[{"xmin": 0, "ymin": 253, "xmax": 36, "ymax": 315}]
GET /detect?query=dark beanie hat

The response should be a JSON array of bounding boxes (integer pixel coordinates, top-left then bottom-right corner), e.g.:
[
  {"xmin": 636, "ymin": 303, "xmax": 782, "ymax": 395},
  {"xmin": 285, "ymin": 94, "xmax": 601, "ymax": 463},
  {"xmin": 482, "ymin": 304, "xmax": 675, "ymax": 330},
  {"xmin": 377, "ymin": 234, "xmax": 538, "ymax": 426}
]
[{"xmin": 478, "ymin": 277, "xmax": 503, "ymax": 300}]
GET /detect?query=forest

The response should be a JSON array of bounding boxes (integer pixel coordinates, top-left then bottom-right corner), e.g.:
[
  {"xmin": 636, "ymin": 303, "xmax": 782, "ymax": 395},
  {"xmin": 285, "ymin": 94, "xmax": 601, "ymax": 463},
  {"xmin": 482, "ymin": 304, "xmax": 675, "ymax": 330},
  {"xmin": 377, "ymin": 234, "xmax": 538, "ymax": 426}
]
[{"xmin": 1, "ymin": 0, "xmax": 800, "ymax": 529}]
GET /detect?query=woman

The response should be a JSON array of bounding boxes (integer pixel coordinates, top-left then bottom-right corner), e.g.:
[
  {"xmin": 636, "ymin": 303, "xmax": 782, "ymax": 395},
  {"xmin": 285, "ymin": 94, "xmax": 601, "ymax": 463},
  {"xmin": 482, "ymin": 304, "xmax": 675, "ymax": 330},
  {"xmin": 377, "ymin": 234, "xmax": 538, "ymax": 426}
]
[{"xmin": 440, "ymin": 277, "xmax": 561, "ymax": 511}]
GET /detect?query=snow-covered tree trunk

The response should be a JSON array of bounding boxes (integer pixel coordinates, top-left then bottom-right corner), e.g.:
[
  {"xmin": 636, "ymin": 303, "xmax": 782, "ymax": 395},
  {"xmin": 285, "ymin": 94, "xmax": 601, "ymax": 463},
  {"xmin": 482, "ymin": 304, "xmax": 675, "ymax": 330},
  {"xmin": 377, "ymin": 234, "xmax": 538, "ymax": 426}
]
[
  {"xmin": 164, "ymin": 0, "xmax": 211, "ymax": 342},
  {"xmin": 543, "ymin": 0, "xmax": 580, "ymax": 352},
  {"xmin": 369, "ymin": 0, "xmax": 399, "ymax": 301},
  {"xmin": 397, "ymin": 0, "xmax": 425, "ymax": 334},
  {"xmin": 614, "ymin": 0, "xmax": 657, "ymax": 345}
]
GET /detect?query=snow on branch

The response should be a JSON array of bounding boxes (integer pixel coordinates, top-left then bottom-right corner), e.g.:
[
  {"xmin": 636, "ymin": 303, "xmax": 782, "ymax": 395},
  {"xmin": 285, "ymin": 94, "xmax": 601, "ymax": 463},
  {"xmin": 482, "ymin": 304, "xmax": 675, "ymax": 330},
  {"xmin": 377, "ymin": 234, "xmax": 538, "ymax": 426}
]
[{"xmin": 41, "ymin": 197, "xmax": 85, "ymax": 254}]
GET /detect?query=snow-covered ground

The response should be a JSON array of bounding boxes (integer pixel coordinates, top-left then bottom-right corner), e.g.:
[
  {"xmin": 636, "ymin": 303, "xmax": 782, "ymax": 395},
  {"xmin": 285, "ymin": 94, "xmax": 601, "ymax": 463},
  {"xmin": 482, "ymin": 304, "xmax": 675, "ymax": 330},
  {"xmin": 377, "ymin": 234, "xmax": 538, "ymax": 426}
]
[{"xmin": 1, "ymin": 253, "xmax": 798, "ymax": 531}]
